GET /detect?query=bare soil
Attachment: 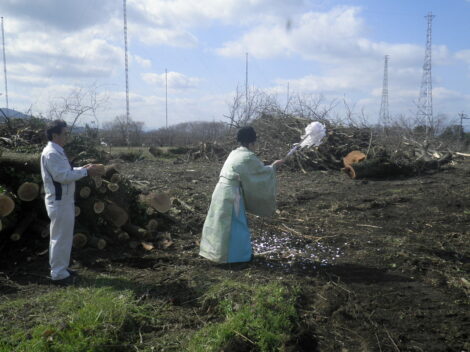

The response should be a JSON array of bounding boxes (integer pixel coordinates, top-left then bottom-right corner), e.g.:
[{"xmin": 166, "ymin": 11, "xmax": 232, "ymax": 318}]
[{"xmin": 1, "ymin": 156, "xmax": 469, "ymax": 351}]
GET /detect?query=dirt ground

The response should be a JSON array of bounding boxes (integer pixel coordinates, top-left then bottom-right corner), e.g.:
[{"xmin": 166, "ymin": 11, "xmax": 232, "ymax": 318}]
[{"xmin": 1, "ymin": 155, "xmax": 469, "ymax": 351}]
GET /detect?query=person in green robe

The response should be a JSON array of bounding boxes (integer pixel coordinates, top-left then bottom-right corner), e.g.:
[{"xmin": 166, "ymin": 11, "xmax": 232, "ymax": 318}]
[{"xmin": 199, "ymin": 126, "xmax": 284, "ymax": 263}]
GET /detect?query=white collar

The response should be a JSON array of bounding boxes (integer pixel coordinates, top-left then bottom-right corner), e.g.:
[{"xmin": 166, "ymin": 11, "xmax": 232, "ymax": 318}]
[{"xmin": 48, "ymin": 141, "xmax": 65, "ymax": 154}]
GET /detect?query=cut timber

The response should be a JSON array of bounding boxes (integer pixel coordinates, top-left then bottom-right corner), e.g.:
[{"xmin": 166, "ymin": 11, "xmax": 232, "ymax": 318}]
[
  {"xmin": 94, "ymin": 164, "xmax": 106, "ymax": 176},
  {"xmin": 104, "ymin": 164, "xmax": 121, "ymax": 179},
  {"xmin": 110, "ymin": 173, "xmax": 121, "ymax": 183},
  {"xmin": 129, "ymin": 240, "xmax": 139, "ymax": 249},
  {"xmin": 141, "ymin": 241, "xmax": 154, "ymax": 251},
  {"xmin": 146, "ymin": 219, "xmax": 159, "ymax": 233},
  {"xmin": 140, "ymin": 191, "xmax": 171, "ymax": 213},
  {"xmin": 79, "ymin": 186, "xmax": 91, "ymax": 199},
  {"xmin": 93, "ymin": 200, "xmax": 105, "ymax": 214},
  {"xmin": 456, "ymin": 152, "xmax": 470, "ymax": 157},
  {"xmin": 103, "ymin": 202, "xmax": 128, "ymax": 227},
  {"xmin": 122, "ymin": 223, "xmax": 149, "ymax": 240},
  {"xmin": 98, "ymin": 185, "xmax": 107, "ymax": 194},
  {"xmin": 73, "ymin": 232, "xmax": 88, "ymax": 248},
  {"xmin": 0, "ymin": 152, "xmax": 40, "ymax": 173},
  {"xmin": 89, "ymin": 237, "xmax": 106, "ymax": 250},
  {"xmin": 0, "ymin": 194, "xmax": 15, "ymax": 217},
  {"xmin": 117, "ymin": 231, "xmax": 130, "ymax": 241},
  {"xmin": 342, "ymin": 150, "xmax": 367, "ymax": 179},
  {"xmin": 17, "ymin": 182, "xmax": 39, "ymax": 201},
  {"xmin": 75, "ymin": 206, "xmax": 81, "ymax": 217},
  {"xmin": 92, "ymin": 176, "xmax": 103, "ymax": 189},
  {"xmin": 102, "ymin": 179, "xmax": 119, "ymax": 192},
  {"xmin": 10, "ymin": 213, "xmax": 36, "ymax": 241}
]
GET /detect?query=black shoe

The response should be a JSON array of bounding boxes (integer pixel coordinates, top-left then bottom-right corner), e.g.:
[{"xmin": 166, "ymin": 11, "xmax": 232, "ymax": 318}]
[
  {"xmin": 67, "ymin": 269, "xmax": 79, "ymax": 277},
  {"xmin": 51, "ymin": 275, "xmax": 78, "ymax": 286}
]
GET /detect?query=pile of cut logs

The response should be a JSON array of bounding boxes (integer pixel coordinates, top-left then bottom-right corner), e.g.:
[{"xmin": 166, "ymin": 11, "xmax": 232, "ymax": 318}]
[{"xmin": 0, "ymin": 150, "xmax": 175, "ymax": 260}]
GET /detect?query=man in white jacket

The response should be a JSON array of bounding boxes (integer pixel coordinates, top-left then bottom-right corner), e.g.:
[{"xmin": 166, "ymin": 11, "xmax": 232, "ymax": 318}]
[{"xmin": 40, "ymin": 120, "xmax": 101, "ymax": 285}]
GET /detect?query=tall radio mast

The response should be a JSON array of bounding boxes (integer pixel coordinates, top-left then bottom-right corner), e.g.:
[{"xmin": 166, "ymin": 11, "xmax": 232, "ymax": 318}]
[
  {"xmin": 1, "ymin": 17, "xmax": 9, "ymax": 109},
  {"xmin": 417, "ymin": 12, "xmax": 435, "ymax": 137},
  {"xmin": 123, "ymin": 0, "xmax": 130, "ymax": 146},
  {"xmin": 379, "ymin": 55, "xmax": 390, "ymax": 130}
]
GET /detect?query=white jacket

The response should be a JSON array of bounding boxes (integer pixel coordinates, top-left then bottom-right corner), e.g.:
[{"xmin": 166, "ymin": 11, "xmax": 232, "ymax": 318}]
[{"xmin": 40, "ymin": 141, "xmax": 87, "ymax": 202}]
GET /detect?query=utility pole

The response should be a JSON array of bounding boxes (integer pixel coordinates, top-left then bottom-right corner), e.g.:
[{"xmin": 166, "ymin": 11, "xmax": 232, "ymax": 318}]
[
  {"xmin": 379, "ymin": 55, "xmax": 390, "ymax": 131},
  {"xmin": 165, "ymin": 68, "xmax": 168, "ymax": 129},
  {"xmin": 417, "ymin": 12, "xmax": 435, "ymax": 137},
  {"xmin": 123, "ymin": 0, "xmax": 130, "ymax": 147},
  {"xmin": 245, "ymin": 52, "xmax": 248, "ymax": 120},
  {"xmin": 459, "ymin": 112, "xmax": 469, "ymax": 139},
  {"xmin": 1, "ymin": 17, "xmax": 9, "ymax": 109}
]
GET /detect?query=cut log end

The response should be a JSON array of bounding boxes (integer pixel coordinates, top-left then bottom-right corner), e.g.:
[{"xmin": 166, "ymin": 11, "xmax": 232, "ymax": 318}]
[
  {"xmin": 17, "ymin": 182, "xmax": 39, "ymax": 201},
  {"xmin": 93, "ymin": 176, "xmax": 103, "ymax": 189},
  {"xmin": 89, "ymin": 237, "xmax": 106, "ymax": 250},
  {"xmin": 140, "ymin": 192, "xmax": 171, "ymax": 213},
  {"xmin": 79, "ymin": 186, "xmax": 91, "ymax": 199},
  {"xmin": 75, "ymin": 206, "xmax": 81, "ymax": 217},
  {"xmin": 146, "ymin": 219, "xmax": 159, "ymax": 233},
  {"xmin": 93, "ymin": 201, "xmax": 105, "ymax": 214},
  {"xmin": 117, "ymin": 231, "xmax": 130, "ymax": 241},
  {"xmin": 110, "ymin": 173, "xmax": 121, "ymax": 183},
  {"xmin": 107, "ymin": 183, "xmax": 119, "ymax": 192},
  {"xmin": 10, "ymin": 232, "xmax": 21, "ymax": 241},
  {"xmin": 73, "ymin": 233, "xmax": 88, "ymax": 248},
  {"xmin": 103, "ymin": 202, "xmax": 128, "ymax": 227},
  {"xmin": 0, "ymin": 194, "xmax": 15, "ymax": 217}
]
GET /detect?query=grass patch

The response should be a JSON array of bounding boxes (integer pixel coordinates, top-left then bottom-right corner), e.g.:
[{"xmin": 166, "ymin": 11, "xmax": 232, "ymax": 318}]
[
  {"xmin": 188, "ymin": 280, "xmax": 299, "ymax": 352},
  {"xmin": 0, "ymin": 286, "xmax": 148, "ymax": 352}
]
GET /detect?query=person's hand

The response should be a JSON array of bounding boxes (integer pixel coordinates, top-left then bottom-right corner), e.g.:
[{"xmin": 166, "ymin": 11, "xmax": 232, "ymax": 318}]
[
  {"xmin": 85, "ymin": 164, "xmax": 103, "ymax": 177},
  {"xmin": 271, "ymin": 159, "xmax": 285, "ymax": 168}
]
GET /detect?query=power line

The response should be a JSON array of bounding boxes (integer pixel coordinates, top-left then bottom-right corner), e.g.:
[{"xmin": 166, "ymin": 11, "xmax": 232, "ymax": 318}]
[
  {"xmin": 1, "ymin": 17, "xmax": 9, "ymax": 109},
  {"xmin": 417, "ymin": 12, "xmax": 435, "ymax": 136}
]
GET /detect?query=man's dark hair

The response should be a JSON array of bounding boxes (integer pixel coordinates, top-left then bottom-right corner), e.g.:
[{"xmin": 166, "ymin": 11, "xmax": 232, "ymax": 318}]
[
  {"xmin": 237, "ymin": 126, "xmax": 257, "ymax": 147},
  {"xmin": 46, "ymin": 120, "xmax": 67, "ymax": 141}
]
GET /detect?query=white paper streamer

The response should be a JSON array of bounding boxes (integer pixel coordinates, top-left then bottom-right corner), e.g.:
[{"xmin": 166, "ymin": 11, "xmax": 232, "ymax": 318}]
[{"xmin": 285, "ymin": 121, "xmax": 326, "ymax": 158}]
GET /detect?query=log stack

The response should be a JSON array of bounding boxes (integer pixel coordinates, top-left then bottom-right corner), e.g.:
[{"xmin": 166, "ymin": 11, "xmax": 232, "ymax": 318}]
[{"xmin": 0, "ymin": 152, "xmax": 178, "ymax": 263}]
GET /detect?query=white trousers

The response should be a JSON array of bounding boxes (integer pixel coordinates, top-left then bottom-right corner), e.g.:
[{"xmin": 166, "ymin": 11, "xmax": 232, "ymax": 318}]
[{"xmin": 45, "ymin": 199, "xmax": 75, "ymax": 280}]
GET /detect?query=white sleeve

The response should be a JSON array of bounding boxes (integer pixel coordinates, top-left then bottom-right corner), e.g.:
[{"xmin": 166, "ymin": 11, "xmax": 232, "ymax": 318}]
[{"xmin": 45, "ymin": 153, "xmax": 87, "ymax": 184}]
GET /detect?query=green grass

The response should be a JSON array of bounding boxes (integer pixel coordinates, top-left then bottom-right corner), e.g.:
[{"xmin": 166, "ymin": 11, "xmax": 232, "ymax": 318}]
[
  {"xmin": 188, "ymin": 280, "xmax": 299, "ymax": 352},
  {"xmin": 0, "ymin": 286, "xmax": 146, "ymax": 352}
]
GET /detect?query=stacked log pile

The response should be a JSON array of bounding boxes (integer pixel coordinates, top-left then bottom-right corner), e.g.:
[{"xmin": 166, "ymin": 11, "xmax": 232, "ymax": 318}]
[{"xmin": 0, "ymin": 149, "xmax": 177, "ymax": 262}]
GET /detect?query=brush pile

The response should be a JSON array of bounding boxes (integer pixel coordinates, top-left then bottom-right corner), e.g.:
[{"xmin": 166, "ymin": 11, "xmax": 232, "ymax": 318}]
[{"xmin": 180, "ymin": 114, "xmax": 454, "ymax": 178}]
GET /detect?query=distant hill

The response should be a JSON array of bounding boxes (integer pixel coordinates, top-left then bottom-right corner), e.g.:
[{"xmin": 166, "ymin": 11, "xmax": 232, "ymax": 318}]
[{"xmin": 0, "ymin": 107, "xmax": 31, "ymax": 120}]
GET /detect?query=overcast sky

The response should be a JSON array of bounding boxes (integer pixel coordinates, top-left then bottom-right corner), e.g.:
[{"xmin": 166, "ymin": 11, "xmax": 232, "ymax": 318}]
[{"xmin": 0, "ymin": 0, "xmax": 469, "ymax": 130}]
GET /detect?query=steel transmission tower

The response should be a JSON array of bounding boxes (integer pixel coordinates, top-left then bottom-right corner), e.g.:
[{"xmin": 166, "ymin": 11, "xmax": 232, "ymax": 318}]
[
  {"xmin": 417, "ymin": 12, "xmax": 435, "ymax": 136},
  {"xmin": 123, "ymin": 0, "xmax": 130, "ymax": 146},
  {"xmin": 379, "ymin": 55, "xmax": 390, "ymax": 130},
  {"xmin": 1, "ymin": 17, "xmax": 9, "ymax": 109}
]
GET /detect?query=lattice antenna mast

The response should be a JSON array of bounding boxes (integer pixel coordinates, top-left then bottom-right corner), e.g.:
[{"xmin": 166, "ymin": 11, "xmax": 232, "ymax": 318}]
[
  {"xmin": 1, "ymin": 17, "xmax": 9, "ymax": 109},
  {"xmin": 123, "ymin": 0, "xmax": 130, "ymax": 146},
  {"xmin": 379, "ymin": 55, "xmax": 390, "ymax": 130},
  {"xmin": 417, "ymin": 12, "xmax": 435, "ymax": 136}
]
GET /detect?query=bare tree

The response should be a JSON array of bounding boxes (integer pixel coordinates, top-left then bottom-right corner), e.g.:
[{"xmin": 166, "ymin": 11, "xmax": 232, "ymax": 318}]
[{"xmin": 47, "ymin": 85, "xmax": 108, "ymax": 133}]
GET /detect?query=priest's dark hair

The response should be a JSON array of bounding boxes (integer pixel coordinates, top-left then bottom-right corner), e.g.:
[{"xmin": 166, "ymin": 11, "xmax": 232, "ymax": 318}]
[
  {"xmin": 237, "ymin": 126, "xmax": 257, "ymax": 147},
  {"xmin": 46, "ymin": 119, "xmax": 67, "ymax": 141}
]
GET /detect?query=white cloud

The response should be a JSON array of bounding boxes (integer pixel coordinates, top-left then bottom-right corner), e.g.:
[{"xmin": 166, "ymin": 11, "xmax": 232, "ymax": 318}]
[
  {"xmin": 133, "ymin": 55, "xmax": 152, "ymax": 68},
  {"xmin": 455, "ymin": 50, "xmax": 470, "ymax": 64},
  {"xmin": 141, "ymin": 71, "xmax": 200, "ymax": 90}
]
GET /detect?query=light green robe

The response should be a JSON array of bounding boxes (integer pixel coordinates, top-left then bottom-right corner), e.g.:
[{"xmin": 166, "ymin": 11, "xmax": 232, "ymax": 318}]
[{"xmin": 199, "ymin": 147, "xmax": 277, "ymax": 263}]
